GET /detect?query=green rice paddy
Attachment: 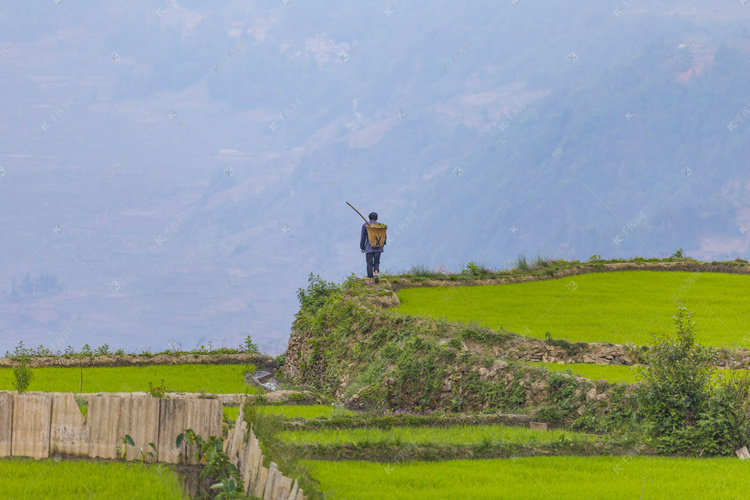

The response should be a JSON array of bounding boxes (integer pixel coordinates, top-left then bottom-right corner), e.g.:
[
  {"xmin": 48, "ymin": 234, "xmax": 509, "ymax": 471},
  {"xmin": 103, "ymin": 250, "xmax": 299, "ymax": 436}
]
[
  {"xmin": 223, "ymin": 405, "xmax": 354, "ymax": 422},
  {"xmin": 0, "ymin": 364, "xmax": 259, "ymax": 394},
  {"xmin": 0, "ymin": 459, "xmax": 185, "ymax": 499},
  {"xmin": 277, "ymin": 424, "xmax": 597, "ymax": 446},
  {"xmin": 531, "ymin": 362, "xmax": 639, "ymax": 384},
  {"xmin": 309, "ymin": 456, "xmax": 750, "ymax": 499},
  {"xmin": 397, "ymin": 271, "xmax": 750, "ymax": 346}
]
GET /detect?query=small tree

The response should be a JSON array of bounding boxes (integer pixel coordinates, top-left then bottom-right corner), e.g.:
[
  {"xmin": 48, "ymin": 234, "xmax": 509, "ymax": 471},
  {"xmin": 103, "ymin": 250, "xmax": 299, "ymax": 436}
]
[
  {"xmin": 242, "ymin": 335, "xmax": 259, "ymax": 354},
  {"xmin": 13, "ymin": 356, "xmax": 33, "ymax": 393},
  {"xmin": 636, "ymin": 305, "xmax": 715, "ymax": 439}
]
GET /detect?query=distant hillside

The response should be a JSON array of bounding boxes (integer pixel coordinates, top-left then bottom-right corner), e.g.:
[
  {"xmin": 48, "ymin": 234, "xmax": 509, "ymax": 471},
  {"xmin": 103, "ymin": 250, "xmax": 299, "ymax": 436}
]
[{"xmin": 2, "ymin": 1, "xmax": 750, "ymax": 354}]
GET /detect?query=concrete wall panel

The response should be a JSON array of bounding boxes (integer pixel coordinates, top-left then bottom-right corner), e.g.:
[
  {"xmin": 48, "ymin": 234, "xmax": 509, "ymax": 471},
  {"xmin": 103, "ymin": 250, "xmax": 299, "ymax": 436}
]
[
  {"xmin": 88, "ymin": 395, "xmax": 122, "ymax": 459},
  {"xmin": 158, "ymin": 399, "xmax": 187, "ymax": 464},
  {"xmin": 50, "ymin": 393, "xmax": 89, "ymax": 457},
  {"xmin": 0, "ymin": 393, "xmax": 12, "ymax": 457},
  {"xmin": 12, "ymin": 394, "xmax": 52, "ymax": 459},
  {"xmin": 119, "ymin": 397, "xmax": 160, "ymax": 462},
  {"xmin": 184, "ymin": 399, "xmax": 222, "ymax": 465}
]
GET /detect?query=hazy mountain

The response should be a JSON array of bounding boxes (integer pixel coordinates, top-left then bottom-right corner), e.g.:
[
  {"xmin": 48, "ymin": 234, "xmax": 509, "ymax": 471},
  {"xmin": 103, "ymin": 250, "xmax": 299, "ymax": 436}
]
[{"xmin": 1, "ymin": 1, "xmax": 749, "ymax": 353}]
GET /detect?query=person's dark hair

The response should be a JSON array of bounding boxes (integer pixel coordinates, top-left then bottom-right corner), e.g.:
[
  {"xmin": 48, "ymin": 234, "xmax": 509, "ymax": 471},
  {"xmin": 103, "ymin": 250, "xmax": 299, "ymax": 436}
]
[{"xmin": 368, "ymin": 212, "xmax": 378, "ymax": 221}]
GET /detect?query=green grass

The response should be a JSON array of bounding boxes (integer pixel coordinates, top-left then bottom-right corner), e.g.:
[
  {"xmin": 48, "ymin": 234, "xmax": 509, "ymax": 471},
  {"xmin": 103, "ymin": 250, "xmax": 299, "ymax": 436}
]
[
  {"xmin": 223, "ymin": 405, "xmax": 354, "ymax": 422},
  {"xmin": 532, "ymin": 363, "xmax": 750, "ymax": 386},
  {"xmin": 0, "ymin": 458, "xmax": 186, "ymax": 499},
  {"xmin": 531, "ymin": 362, "xmax": 639, "ymax": 384},
  {"xmin": 0, "ymin": 364, "xmax": 259, "ymax": 394},
  {"xmin": 309, "ymin": 456, "xmax": 750, "ymax": 499},
  {"xmin": 397, "ymin": 271, "xmax": 750, "ymax": 347},
  {"xmin": 277, "ymin": 424, "xmax": 598, "ymax": 446}
]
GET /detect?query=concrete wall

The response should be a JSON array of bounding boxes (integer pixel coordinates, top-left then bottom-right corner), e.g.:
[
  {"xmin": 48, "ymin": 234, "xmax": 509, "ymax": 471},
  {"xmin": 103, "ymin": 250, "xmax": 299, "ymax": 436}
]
[
  {"xmin": 158, "ymin": 398, "xmax": 188, "ymax": 464},
  {"xmin": 0, "ymin": 392, "xmax": 12, "ymax": 457},
  {"xmin": 12, "ymin": 393, "xmax": 53, "ymax": 459},
  {"xmin": 51, "ymin": 393, "xmax": 89, "ymax": 456},
  {"xmin": 1, "ymin": 392, "xmax": 221, "ymax": 464},
  {"xmin": 225, "ymin": 405, "xmax": 306, "ymax": 500}
]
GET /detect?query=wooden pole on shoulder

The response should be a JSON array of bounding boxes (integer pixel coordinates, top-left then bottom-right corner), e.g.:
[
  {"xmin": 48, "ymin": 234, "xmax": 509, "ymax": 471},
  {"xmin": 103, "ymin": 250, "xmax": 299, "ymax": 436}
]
[{"xmin": 346, "ymin": 201, "xmax": 370, "ymax": 224}]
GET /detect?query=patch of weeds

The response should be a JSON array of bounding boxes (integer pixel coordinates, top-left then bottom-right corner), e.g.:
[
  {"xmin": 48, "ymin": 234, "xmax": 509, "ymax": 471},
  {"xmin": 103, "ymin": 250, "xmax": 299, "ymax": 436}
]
[
  {"xmin": 514, "ymin": 255, "xmax": 530, "ymax": 272},
  {"xmin": 147, "ymin": 379, "xmax": 169, "ymax": 398}
]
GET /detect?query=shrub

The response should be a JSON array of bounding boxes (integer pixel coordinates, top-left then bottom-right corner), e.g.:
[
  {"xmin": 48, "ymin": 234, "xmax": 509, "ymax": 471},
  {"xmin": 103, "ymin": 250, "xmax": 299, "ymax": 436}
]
[
  {"xmin": 462, "ymin": 261, "xmax": 491, "ymax": 277},
  {"xmin": 636, "ymin": 305, "xmax": 715, "ymax": 439},
  {"xmin": 13, "ymin": 356, "xmax": 33, "ymax": 393},
  {"xmin": 296, "ymin": 273, "xmax": 339, "ymax": 315}
]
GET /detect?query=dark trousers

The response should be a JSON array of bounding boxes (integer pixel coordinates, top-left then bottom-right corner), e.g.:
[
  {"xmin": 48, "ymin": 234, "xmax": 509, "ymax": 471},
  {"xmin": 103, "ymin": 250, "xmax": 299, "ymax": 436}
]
[{"xmin": 366, "ymin": 252, "xmax": 381, "ymax": 278}]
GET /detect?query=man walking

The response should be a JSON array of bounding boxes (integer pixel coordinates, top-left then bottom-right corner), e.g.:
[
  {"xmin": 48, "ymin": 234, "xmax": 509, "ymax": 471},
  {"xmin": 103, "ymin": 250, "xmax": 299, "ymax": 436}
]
[{"xmin": 360, "ymin": 212, "xmax": 385, "ymax": 283}]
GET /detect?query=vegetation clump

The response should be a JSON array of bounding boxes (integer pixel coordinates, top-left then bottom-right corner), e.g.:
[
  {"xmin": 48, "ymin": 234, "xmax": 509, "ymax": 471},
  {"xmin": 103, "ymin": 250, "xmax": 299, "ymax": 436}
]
[
  {"xmin": 12, "ymin": 354, "xmax": 33, "ymax": 393},
  {"xmin": 636, "ymin": 305, "xmax": 750, "ymax": 455}
]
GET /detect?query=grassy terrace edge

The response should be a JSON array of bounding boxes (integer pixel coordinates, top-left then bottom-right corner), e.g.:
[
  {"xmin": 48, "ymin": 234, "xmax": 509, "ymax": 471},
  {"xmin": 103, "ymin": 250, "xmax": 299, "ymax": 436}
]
[{"xmin": 382, "ymin": 256, "xmax": 750, "ymax": 290}]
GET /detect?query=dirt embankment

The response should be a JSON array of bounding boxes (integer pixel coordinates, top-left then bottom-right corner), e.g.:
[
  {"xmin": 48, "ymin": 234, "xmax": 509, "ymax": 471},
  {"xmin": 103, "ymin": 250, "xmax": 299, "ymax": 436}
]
[{"xmin": 0, "ymin": 353, "xmax": 278, "ymax": 371}]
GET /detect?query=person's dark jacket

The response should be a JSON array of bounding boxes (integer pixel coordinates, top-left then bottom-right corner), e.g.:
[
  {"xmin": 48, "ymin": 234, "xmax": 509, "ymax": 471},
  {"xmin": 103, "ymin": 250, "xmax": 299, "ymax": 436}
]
[{"xmin": 360, "ymin": 220, "xmax": 386, "ymax": 253}]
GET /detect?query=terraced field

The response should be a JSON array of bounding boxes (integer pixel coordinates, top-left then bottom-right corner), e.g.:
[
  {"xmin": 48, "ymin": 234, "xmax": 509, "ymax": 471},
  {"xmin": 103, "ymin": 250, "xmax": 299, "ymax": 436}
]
[
  {"xmin": 277, "ymin": 424, "xmax": 597, "ymax": 446},
  {"xmin": 0, "ymin": 459, "xmax": 186, "ymax": 500},
  {"xmin": 529, "ymin": 362, "xmax": 638, "ymax": 384},
  {"xmin": 308, "ymin": 456, "xmax": 750, "ymax": 499},
  {"xmin": 0, "ymin": 364, "xmax": 259, "ymax": 394},
  {"xmin": 223, "ymin": 404, "xmax": 353, "ymax": 422},
  {"xmin": 397, "ymin": 271, "xmax": 750, "ymax": 346}
]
